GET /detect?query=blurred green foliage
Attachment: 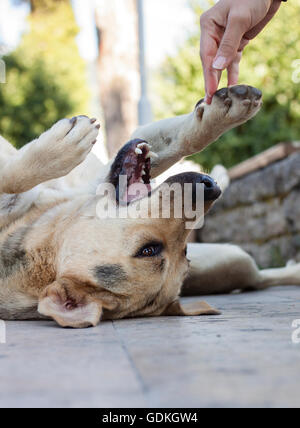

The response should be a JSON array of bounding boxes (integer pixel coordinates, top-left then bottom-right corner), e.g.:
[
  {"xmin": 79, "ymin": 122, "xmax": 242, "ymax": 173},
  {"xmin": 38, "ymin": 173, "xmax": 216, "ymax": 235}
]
[
  {"xmin": 0, "ymin": 0, "xmax": 89, "ymax": 148},
  {"xmin": 154, "ymin": 1, "xmax": 300, "ymax": 170}
]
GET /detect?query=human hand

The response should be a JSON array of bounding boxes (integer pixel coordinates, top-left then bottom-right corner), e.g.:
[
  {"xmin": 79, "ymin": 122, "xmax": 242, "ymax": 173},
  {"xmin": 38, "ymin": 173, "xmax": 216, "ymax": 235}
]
[{"xmin": 200, "ymin": 0, "xmax": 282, "ymax": 103}]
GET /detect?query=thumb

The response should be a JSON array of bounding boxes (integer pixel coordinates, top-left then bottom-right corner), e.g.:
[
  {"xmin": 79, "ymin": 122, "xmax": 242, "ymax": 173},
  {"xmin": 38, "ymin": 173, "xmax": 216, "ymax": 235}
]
[{"xmin": 213, "ymin": 15, "xmax": 249, "ymax": 70}]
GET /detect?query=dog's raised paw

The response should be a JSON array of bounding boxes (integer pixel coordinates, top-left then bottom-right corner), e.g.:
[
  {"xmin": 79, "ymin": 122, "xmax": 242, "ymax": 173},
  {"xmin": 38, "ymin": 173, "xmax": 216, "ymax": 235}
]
[
  {"xmin": 33, "ymin": 116, "xmax": 101, "ymax": 179},
  {"xmin": 195, "ymin": 85, "xmax": 263, "ymax": 128},
  {"xmin": 214, "ymin": 85, "xmax": 262, "ymax": 120},
  {"xmin": 63, "ymin": 115, "xmax": 100, "ymax": 149}
]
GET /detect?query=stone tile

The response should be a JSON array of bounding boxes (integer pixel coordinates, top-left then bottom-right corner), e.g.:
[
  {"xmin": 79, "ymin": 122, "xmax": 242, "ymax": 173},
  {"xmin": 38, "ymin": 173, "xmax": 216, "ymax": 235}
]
[
  {"xmin": 0, "ymin": 287, "xmax": 299, "ymax": 408},
  {"xmin": 0, "ymin": 320, "xmax": 146, "ymax": 408}
]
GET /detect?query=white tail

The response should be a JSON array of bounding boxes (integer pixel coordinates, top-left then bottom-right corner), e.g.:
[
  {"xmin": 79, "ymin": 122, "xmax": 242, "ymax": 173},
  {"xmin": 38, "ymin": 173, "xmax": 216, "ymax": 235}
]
[{"xmin": 259, "ymin": 263, "xmax": 300, "ymax": 288}]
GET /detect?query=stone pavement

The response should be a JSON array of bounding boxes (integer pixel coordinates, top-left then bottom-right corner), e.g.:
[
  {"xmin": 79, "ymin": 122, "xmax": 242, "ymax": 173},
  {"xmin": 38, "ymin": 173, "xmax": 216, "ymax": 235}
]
[{"xmin": 0, "ymin": 286, "xmax": 300, "ymax": 408}]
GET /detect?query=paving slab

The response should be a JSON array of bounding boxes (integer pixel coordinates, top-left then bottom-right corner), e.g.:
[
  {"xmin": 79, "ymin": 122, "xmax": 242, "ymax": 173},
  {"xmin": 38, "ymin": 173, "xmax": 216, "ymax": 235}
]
[{"xmin": 0, "ymin": 286, "xmax": 299, "ymax": 408}]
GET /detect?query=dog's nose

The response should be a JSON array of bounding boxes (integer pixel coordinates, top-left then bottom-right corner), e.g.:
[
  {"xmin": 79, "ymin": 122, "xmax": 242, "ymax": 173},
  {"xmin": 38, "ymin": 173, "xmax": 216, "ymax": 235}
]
[
  {"xmin": 198, "ymin": 174, "xmax": 222, "ymax": 201},
  {"xmin": 165, "ymin": 172, "xmax": 222, "ymax": 203}
]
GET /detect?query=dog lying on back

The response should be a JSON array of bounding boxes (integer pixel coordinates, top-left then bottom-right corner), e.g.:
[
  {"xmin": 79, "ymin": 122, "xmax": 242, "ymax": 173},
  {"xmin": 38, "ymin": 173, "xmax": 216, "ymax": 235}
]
[{"xmin": 1, "ymin": 85, "xmax": 299, "ymax": 328}]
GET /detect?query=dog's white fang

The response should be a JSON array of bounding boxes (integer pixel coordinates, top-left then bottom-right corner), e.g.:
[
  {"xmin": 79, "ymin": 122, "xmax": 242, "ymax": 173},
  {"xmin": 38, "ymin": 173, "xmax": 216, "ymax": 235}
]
[
  {"xmin": 137, "ymin": 142, "xmax": 151, "ymax": 150},
  {"xmin": 146, "ymin": 151, "xmax": 159, "ymax": 160}
]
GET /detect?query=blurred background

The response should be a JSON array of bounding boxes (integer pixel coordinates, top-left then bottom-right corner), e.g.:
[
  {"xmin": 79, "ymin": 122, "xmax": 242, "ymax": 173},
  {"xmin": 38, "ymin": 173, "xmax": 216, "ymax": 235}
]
[
  {"xmin": 0, "ymin": 0, "xmax": 300, "ymax": 267},
  {"xmin": 0, "ymin": 0, "xmax": 299, "ymax": 168}
]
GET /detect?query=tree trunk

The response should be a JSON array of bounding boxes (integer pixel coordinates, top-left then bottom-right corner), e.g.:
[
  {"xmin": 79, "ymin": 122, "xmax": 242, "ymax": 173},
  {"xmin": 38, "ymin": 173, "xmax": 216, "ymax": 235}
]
[{"xmin": 96, "ymin": 0, "xmax": 139, "ymax": 158}]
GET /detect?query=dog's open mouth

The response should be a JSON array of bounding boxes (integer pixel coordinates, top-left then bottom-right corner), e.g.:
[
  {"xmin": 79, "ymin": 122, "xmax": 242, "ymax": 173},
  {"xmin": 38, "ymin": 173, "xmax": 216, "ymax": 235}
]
[{"xmin": 109, "ymin": 139, "xmax": 158, "ymax": 204}]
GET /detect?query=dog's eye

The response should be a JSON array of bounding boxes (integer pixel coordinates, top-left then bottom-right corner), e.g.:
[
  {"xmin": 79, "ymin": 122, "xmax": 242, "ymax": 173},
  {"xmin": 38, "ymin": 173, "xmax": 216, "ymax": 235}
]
[{"xmin": 135, "ymin": 242, "xmax": 163, "ymax": 258}]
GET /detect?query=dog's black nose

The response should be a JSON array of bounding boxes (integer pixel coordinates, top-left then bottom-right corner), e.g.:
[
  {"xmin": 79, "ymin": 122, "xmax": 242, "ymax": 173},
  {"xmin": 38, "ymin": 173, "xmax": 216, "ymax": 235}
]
[
  {"xmin": 198, "ymin": 174, "xmax": 222, "ymax": 201},
  {"xmin": 165, "ymin": 172, "xmax": 222, "ymax": 203}
]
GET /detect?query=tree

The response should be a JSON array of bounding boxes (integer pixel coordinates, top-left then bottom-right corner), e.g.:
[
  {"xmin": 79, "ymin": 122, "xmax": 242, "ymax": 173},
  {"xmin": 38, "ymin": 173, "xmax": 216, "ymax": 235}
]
[
  {"xmin": 154, "ymin": 1, "xmax": 300, "ymax": 170},
  {"xmin": 0, "ymin": 0, "xmax": 89, "ymax": 148},
  {"xmin": 96, "ymin": 0, "xmax": 139, "ymax": 157}
]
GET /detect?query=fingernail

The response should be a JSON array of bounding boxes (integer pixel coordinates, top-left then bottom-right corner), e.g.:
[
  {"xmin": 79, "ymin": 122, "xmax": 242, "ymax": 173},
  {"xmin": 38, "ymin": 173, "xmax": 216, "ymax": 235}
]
[{"xmin": 213, "ymin": 56, "xmax": 227, "ymax": 70}]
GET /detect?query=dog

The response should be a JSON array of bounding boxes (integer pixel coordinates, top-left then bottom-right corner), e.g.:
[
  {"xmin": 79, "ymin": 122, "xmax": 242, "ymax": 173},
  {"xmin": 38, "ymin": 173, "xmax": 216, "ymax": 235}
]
[{"xmin": 1, "ymin": 85, "xmax": 299, "ymax": 328}]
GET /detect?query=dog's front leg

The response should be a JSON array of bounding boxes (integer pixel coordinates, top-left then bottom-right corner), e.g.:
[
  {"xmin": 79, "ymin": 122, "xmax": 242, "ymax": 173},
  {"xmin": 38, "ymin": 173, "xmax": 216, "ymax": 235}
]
[
  {"xmin": 0, "ymin": 116, "xmax": 100, "ymax": 195},
  {"xmin": 131, "ymin": 85, "xmax": 262, "ymax": 178}
]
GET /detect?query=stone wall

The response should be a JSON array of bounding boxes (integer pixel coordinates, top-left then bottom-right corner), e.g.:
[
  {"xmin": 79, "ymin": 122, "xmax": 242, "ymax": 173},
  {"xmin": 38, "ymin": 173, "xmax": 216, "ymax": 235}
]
[{"xmin": 198, "ymin": 153, "xmax": 300, "ymax": 268}]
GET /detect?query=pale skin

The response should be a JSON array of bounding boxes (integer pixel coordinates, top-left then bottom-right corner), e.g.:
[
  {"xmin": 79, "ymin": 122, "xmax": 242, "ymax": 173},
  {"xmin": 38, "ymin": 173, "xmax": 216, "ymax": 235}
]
[{"xmin": 200, "ymin": 0, "xmax": 283, "ymax": 103}]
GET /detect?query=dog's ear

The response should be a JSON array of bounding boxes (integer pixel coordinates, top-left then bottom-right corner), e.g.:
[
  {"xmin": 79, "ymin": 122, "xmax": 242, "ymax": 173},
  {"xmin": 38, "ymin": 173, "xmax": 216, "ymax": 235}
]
[
  {"xmin": 38, "ymin": 280, "xmax": 103, "ymax": 328},
  {"xmin": 162, "ymin": 300, "xmax": 220, "ymax": 317}
]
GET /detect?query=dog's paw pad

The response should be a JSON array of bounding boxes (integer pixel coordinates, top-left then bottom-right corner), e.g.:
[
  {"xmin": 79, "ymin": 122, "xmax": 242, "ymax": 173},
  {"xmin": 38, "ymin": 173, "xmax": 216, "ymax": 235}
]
[
  {"xmin": 212, "ymin": 85, "xmax": 263, "ymax": 121},
  {"xmin": 195, "ymin": 99, "xmax": 207, "ymax": 121},
  {"xmin": 224, "ymin": 98, "xmax": 232, "ymax": 107},
  {"xmin": 242, "ymin": 99, "xmax": 251, "ymax": 107},
  {"xmin": 196, "ymin": 105, "xmax": 205, "ymax": 120}
]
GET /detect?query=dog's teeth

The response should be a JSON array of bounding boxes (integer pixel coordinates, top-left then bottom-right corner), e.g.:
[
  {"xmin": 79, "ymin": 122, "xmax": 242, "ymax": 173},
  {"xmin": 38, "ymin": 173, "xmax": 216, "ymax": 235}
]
[
  {"xmin": 135, "ymin": 148, "xmax": 143, "ymax": 155},
  {"xmin": 146, "ymin": 151, "xmax": 158, "ymax": 159},
  {"xmin": 149, "ymin": 151, "xmax": 158, "ymax": 159},
  {"xmin": 137, "ymin": 142, "xmax": 151, "ymax": 149}
]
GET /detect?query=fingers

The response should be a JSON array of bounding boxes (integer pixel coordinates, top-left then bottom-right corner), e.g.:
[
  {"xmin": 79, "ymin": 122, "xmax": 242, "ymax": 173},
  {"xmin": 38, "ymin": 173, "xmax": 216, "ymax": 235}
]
[
  {"xmin": 200, "ymin": 0, "xmax": 280, "ymax": 103},
  {"xmin": 204, "ymin": 69, "xmax": 222, "ymax": 104},
  {"xmin": 227, "ymin": 52, "xmax": 242, "ymax": 87},
  {"xmin": 200, "ymin": 24, "xmax": 222, "ymax": 104},
  {"xmin": 213, "ymin": 13, "xmax": 251, "ymax": 71}
]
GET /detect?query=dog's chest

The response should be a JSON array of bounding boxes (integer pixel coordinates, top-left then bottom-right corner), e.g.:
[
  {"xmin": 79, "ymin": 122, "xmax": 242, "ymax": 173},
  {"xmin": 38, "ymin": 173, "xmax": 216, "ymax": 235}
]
[{"xmin": 0, "ymin": 204, "xmax": 57, "ymax": 317}]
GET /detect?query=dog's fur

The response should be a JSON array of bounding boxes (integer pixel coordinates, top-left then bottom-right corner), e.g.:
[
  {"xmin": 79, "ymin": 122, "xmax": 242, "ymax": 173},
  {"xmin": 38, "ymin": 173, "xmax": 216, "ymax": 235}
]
[{"xmin": 1, "ymin": 85, "xmax": 299, "ymax": 328}]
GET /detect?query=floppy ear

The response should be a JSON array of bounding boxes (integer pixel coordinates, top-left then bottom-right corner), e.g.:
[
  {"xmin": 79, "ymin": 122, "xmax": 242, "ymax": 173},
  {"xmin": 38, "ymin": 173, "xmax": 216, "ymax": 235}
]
[
  {"xmin": 38, "ymin": 280, "xmax": 103, "ymax": 328},
  {"xmin": 163, "ymin": 300, "xmax": 221, "ymax": 317}
]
